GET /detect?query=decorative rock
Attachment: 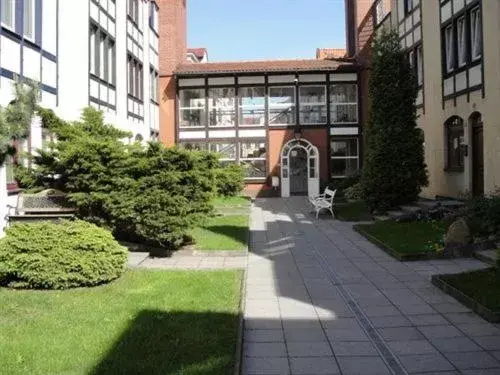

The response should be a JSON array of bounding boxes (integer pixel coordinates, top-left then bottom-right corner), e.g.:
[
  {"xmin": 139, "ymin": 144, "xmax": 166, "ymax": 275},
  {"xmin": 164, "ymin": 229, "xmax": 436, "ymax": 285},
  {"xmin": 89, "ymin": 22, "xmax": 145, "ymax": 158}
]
[{"xmin": 444, "ymin": 217, "xmax": 472, "ymax": 247}]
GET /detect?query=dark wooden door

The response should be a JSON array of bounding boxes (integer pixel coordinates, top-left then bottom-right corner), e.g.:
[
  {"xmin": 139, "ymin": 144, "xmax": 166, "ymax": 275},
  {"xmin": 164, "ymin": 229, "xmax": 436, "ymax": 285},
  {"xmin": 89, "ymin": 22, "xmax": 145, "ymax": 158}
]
[
  {"xmin": 472, "ymin": 122, "xmax": 484, "ymax": 197},
  {"xmin": 290, "ymin": 148, "xmax": 308, "ymax": 195}
]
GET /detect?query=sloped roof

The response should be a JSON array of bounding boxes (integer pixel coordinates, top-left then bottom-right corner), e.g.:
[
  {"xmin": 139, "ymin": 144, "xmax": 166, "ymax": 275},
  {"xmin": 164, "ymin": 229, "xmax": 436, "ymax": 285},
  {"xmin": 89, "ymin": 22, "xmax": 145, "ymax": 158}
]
[
  {"xmin": 316, "ymin": 48, "xmax": 347, "ymax": 59},
  {"xmin": 175, "ymin": 58, "xmax": 357, "ymax": 75}
]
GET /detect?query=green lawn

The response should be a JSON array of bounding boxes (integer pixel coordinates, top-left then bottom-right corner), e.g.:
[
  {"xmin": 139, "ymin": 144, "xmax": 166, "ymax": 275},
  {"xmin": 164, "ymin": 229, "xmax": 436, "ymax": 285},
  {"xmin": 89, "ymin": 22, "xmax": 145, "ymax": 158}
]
[
  {"xmin": 0, "ymin": 270, "xmax": 242, "ymax": 375},
  {"xmin": 211, "ymin": 196, "xmax": 251, "ymax": 209},
  {"xmin": 441, "ymin": 268, "xmax": 500, "ymax": 312},
  {"xmin": 356, "ymin": 220, "xmax": 446, "ymax": 256},
  {"xmin": 190, "ymin": 215, "xmax": 249, "ymax": 251},
  {"xmin": 335, "ymin": 201, "xmax": 373, "ymax": 222}
]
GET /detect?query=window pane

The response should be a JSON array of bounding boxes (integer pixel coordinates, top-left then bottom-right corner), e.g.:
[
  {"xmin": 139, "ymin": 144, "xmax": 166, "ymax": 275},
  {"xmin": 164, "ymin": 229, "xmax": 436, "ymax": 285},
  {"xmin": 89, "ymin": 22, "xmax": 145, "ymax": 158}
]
[
  {"xmin": 23, "ymin": 0, "xmax": 33, "ymax": 39},
  {"xmin": 331, "ymin": 139, "xmax": 358, "ymax": 157},
  {"xmin": 445, "ymin": 25, "xmax": 454, "ymax": 72},
  {"xmin": 240, "ymin": 142, "xmax": 266, "ymax": 159},
  {"xmin": 179, "ymin": 89, "xmax": 205, "ymax": 127},
  {"xmin": 90, "ymin": 27, "xmax": 97, "ymax": 75},
  {"xmin": 416, "ymin": 45, "xmax": 423, "ymax": 85},
  {"xmin": 471, "ymin": 8, "xmax": 482, "ymax": 60},
  {"xmin": 331, "ymin": 105, "xmax": 358, "ymax": 123},
  {"xmin": 209, "ymin": 143, "xmax": 236, "ymax": 160},
  {"xmin": 331, "ymin": 158, "xmax": 359, "ymax": 178},
  {"xmin": 1, "ymin": 0, "xmax": 14, "ymax": 28},
  {"xmin": 457, "ymin": 17, "xmax": 466, "ymax": 67},
  {"xmin": 239, "ymin": 87, "xmax": 265, "ymax": 126},
  {"xmin": 209, "ymin": 88, "xmax": 235, "ymax": 127},
  {"xmin": 446, "ymin": 118, "xmax": 464, "ymax": 169},
  {"xmin": 269, "ymin": 86, "xmax": 295, "ymax": 125},
  {"xmin": 241, "ymin": 160, "xmax": 266, "ymax": 178},
  {"xmin": 108, "ymin": 40, "xmax": 115, "ymax": 84},
  {"xmin": 179, "ymin": 142, "xmax": 206, "ymax": 151},
  {"xmin": 330, "ymin": 84, "xmax": 357, "ymax": 103},
  {"xmin": 299, "ymin": 86, "xmax": 326, "ymax": 124}
]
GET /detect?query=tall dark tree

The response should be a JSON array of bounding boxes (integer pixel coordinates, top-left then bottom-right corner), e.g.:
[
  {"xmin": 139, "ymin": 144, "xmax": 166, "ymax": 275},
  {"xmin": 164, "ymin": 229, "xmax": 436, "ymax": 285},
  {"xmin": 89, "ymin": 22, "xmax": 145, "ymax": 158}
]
[{"xmin": 362, "ymin": 29, "xmax": 428, "ymax": 212}]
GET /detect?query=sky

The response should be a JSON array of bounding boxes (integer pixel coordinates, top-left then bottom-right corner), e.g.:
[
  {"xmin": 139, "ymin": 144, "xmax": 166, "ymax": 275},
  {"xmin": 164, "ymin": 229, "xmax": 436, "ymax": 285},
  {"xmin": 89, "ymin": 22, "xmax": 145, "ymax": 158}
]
[{"xmin": 187, "ymin": 0, "xmax": 346, "ymax": 62}]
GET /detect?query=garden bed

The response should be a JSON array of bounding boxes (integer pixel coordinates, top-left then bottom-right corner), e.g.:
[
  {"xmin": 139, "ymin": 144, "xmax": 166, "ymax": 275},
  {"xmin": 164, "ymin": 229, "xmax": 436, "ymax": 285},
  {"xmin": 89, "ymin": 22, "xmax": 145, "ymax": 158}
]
[
  {"xmin": 432, "ymin": 268, "xmax": 500, "ymax": 323},
  {"xmin": 0, "ymin": 270, "xmax": 243, "ymax": 374},
  {"xmin": 354, "ymin": 220, "xmax": 447, "ymax": 261}
]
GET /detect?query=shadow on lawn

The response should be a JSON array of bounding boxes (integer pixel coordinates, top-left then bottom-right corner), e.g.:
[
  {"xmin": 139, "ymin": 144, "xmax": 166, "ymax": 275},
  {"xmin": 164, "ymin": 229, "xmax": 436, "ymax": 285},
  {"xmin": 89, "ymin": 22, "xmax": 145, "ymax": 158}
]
[
  {"xmin": 91, "ymin": 310, "xmax": 239, "ymax": 375},
  {"xmin": 204, "ymin": 224, "xmax": 249, "ymax": 244}
]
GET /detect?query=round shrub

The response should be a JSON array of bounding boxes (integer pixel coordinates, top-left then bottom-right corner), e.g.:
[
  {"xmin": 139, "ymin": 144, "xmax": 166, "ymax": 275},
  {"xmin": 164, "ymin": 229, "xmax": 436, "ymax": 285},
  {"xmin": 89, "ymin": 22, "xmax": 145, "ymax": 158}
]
[{"xmin": 0, "ymin": 220, "xmax": 128, "ymax": 289}]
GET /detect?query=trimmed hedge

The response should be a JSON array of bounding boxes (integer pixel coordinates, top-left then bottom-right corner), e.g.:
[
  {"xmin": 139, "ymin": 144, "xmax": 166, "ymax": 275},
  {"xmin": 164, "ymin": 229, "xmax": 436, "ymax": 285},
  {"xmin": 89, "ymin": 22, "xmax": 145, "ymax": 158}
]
[{"xmin": 0, "ymin": 220, "xmax": 128, "ymax": 289}]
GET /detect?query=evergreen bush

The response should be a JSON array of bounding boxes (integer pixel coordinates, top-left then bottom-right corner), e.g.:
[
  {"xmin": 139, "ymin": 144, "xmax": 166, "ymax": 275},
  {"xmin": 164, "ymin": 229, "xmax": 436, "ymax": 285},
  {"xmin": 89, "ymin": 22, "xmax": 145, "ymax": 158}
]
[
  {"xmin": 361, "ymin": 29, "xmax": 428, "ymax": 212},
  {"xmin": 0, "ymin": 220, "xmax": 127, "ymax": 289}
]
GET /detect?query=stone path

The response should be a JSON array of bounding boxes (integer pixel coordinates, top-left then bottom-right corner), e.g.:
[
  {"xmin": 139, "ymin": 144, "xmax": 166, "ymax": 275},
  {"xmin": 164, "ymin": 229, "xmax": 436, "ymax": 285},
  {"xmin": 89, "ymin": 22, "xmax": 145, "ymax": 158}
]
[
  {"xmin": 243, "ymin": 197, "xmax": 500, "ymax": 375},
  {"xmin": 128, "ymin": 251, "xmax": 246, "ymax": 270}
]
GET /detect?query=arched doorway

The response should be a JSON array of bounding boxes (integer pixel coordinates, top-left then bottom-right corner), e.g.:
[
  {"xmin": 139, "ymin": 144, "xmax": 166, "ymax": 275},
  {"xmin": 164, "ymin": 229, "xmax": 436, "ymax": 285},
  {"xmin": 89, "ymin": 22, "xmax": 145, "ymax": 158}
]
[
  {"xmin": 470, "ymin": 112, "xmax": 484, "ymax": 196},
  {"xmin": 280, "ymin": 138, "xmax": 319, "ymax": 197}
]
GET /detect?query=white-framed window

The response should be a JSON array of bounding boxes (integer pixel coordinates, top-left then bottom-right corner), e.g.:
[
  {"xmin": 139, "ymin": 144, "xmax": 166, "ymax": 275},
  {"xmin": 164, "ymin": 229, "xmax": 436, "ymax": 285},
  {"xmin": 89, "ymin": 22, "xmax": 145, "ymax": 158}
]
[
  {"xmin": 457, "ymin": 16, "xmax": 467, "ymax": 67},
  {"xmin": 108, "ymin": 40, "xmax": 115, "ymax": 85},
  {"xmin": 1, "ymin": 0, "xmax": 15, "ymax": 30},
  {"xmin": 209, "ymin": 143, "xmax": 237, "ymax": 163},
  {"xmin": 269, "ymin": 86, "xmax": 296, "ymax": 126},
  {"xmin": 179, "ymin": 89, "xmax": 206, "ymax": 128},
  {"xmin": 23, "ymin": 0, "xmax": 35, "ymax": 40},
  {"xmin": 100, "ymin": 33, "xmax": 106, "ymax": 80},
  {"xmin": 90, "ymin": 24, "xmax": 115, "ymax": 85},
  {"xmin": 416, "ymin": 45, "xmax": 423, "ymax": 86},
  {"xmin": 329, "ymin": 84, "xmax": 358, "ymax": 124},
  {"xmin": 375, "ymin": 0, "xmax": 386, "ymax": 25},
  {"xmin": 444, "ymin": 24, "xmax": 454, "ymax": 73},
  {"xmin": 150, "ymin": 68, "xmax": 158, "ymax": 102},
  {"xmin": 128, "ymin": 55, "xmax": 143, "ymax": 100},
  {"xmin": 404, "ymin": 0, "xmax": 414, "ymax": 15},
  {"xmin": 470, "ymin": 7, "xmax": 482, "ymax": 61},
  {"xmin": 209, "ymin": 87, "xmax": 235, "ymax": 127},
  {"xmin": 299, "ymin": 86, "xmax": 327, "ymax": 125},
  {"xmin": 240, "ymin": 141, "xmax": 267, "ymax": 179},
  {"xmin": 149, "ymin": 2, "xmax": 158, "ymax": 32},
  {"xmin": 128, "ymin": 0, "xmax": 139, "ymax": 24},
  {"xmin": 90, "ymin": 25, "xmax": 98, "ymax": 76},
  {"xmin": 239, "ymin": 87, "xmax": 265, "ymax": 127},
  {"xmin": 330, "ymin": 138, "xmax": 359, "ymax": 178}
]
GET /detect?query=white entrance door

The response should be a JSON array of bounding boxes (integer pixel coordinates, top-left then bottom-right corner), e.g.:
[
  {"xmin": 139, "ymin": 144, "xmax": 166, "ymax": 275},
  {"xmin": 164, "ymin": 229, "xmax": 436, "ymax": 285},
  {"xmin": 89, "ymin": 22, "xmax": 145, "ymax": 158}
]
[{"xmin": 280, "ymin": 139, "xmax": 320, "ymax": 198}]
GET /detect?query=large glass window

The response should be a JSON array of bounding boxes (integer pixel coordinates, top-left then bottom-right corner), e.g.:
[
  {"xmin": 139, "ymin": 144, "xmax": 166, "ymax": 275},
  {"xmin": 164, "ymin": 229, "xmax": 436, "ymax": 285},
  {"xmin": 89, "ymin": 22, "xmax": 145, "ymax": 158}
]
[
  {"xmin": 330, "ymin": 138, "xmax": 359, "ymax": 178},
  {"xmin": 128, "ymin": 0, "xmax": 139, "ymax": 24},
  {"xmin": 179, "ymin": 89, "xmax": 206, "ymax": 128},
  {"xmin": 329, "ymin": 84, "xmax": 358, "ymax": 124},
  {"xmin": 150, "ymin": 68, "xmax": 158, "ymax": 102},
  {"xmin": 470, "ymin": 7, "xmax": 482, "ymax": 61},
  {"xmin": 127, "ymin": 55, "xmax": 143, "ymax": 100},
  {"xmin": 1, "ymin": 0, "xmax": 15, "ymax": 29},
  {"xmin": 240, "ymin": 142, "xmax": 266, "ymax": 178},
  {"xmin": 23, "ymin": 0, "xmax": 34, "ymax": 40},
  {"xmin": 209, "ymin": 88, "xmax": 236, "ymax": 127},
  {"xmin": 445, "ymin": 117, "xmax": 464, "ymax": 171},
  {"xmin": 90, "ymin": 25, "xmax": 115, "ymax": 85},
  {"xmin": 269, "ymin": 86, "xmax": 295, "ymax": 126},
  {"xmin": 209, "ymin": 143, "xmax": 236, "ymax": 163},
  {"xmin": 239, "ymin": 87, "xmax": 265, "ymax": 126},
  {"xmin": 299, "ymin": 86, "xmax": 327, "ymax": 125}
]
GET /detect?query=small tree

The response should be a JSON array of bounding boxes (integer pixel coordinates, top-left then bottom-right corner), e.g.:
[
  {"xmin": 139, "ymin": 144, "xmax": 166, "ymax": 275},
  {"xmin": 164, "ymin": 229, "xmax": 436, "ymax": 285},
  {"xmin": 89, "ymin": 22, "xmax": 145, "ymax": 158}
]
[{"xmin": 362, "ymin": 29, "xmax": 428, "ymax": 212}]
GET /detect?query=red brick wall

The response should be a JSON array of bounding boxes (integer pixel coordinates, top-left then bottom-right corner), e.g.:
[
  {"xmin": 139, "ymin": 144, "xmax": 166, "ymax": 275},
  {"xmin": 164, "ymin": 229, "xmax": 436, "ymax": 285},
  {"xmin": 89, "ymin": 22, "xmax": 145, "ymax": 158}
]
[{"xmin": 158, "ymin": 0, "xmax": 187, "ymax": 146}]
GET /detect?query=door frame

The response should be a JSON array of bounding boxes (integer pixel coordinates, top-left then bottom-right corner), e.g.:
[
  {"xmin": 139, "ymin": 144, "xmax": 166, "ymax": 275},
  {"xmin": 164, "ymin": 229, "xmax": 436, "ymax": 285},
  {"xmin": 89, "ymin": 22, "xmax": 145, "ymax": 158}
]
[
  {"xmin": 280, "ymin": 138, "xmax": 320, "ymax": 198},
  {"xmin": 470, "ymin": 113, "xmax": 484, "ymax": 197}
]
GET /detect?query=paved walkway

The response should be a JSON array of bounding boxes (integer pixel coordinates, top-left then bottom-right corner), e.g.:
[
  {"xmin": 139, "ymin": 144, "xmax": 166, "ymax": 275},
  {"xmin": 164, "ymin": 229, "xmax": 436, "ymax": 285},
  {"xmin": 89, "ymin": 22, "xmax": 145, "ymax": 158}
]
[
  {"xmin": 128, "ymin": 251, "xmax": 246, "ymax": 270},
  {"xmin": 243, "ymin": 197, "xmax": 500, "ymax": 375}
]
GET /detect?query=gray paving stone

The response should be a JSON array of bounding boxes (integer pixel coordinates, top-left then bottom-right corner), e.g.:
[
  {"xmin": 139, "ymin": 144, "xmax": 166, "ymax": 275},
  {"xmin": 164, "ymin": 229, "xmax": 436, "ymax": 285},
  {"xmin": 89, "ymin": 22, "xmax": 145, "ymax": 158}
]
[
  {"xmin": 325, "ymin": 327, "xmax": 370, "ymax": 342},
  {"xmin": 399, "ymin": 354, "xmax": 455, "ymax": 373},
  {"xmin": 397, "ymin": 303, "xmax": 437, "ymax": 316},
  {"xmin": 363, "ymin": 305, "xmax": 402, "ymax": 317},
  {"xmin": 432, "ymin": 303, "xmax": 471, "ymax": 314},
  {"xmin": 244, "ymin": 329, "xmax": 284, "ymax": 342},
  {"xmin": 472, "ymin": 335, "xmax": 500, "ymax": 350},
  {"xmin": 337, "ymin": 356, "xmax": 391, "ymax": 374},
  {"xmin": 331, "ymin": 341, "xmax": 379, "ymax": 356},
  {"xmin": 387, "ymin": 340, "xmax": 439, "ymax": 355},
  {"xmin": 458, "ymin": 323, "xmax": 500, "ymax": 337},
  {"xmin": 418, "ymin": 324, "xmax": 464, "ymax": 339},
  {"xmin": 244, "ymin": 342, "xmax": 287, "ymax": 357},
  {"xmin": 445, "ymin": 312, "xmax": 489, "ymax": 325},
  {"xmin": 242, "ymin": 357, "xmax": 290, "ymax": 375},
  {"xmin": 284, "ymin": 327, "xmax": 327, "ymax": 342},
  {"xmin": 287, "ymin": 341, "xmax": 333, "ymax": 357},
  {"xmin": 377, "ymin": 327, "xmax": 424, "ymax": 341},
  {"xmin": 290, "ymin": 356, "xmax": 340, "ymax": 374},
  {"xmin": 431, "ymin": 336, "xmax": 483, "ymax": 353},
  {"xmin": 321, "ymin": 317, "xmax": 363, "ymax": 330},
  {"xmin": 244, "ymin": 318, "xmax": 283, "ymax": 330},
  {"xmin": 461, "ymin": 370, "xmax": 500, "ymax": 375},
  {"xmin": 492, "ymin": 351, "xmax": 500, "ymax": 361},
  {"xmin": 407, "ymin": 314, "xmax": 449, "ymax": 326},
  {"xmin": 444, "ymin": 351, "xmax": 500, "ymax": 370},
  {"xmin": 370, "ymin": 315, "xmax": 412, "ymax": 328}
]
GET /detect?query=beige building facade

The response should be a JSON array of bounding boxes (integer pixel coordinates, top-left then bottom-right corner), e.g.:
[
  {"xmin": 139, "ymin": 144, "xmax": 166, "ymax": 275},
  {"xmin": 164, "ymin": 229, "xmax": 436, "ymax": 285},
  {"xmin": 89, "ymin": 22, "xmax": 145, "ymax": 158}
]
[{"xmin": 391, "ymin": 0, "xmax": 498, "ymax": 198}]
